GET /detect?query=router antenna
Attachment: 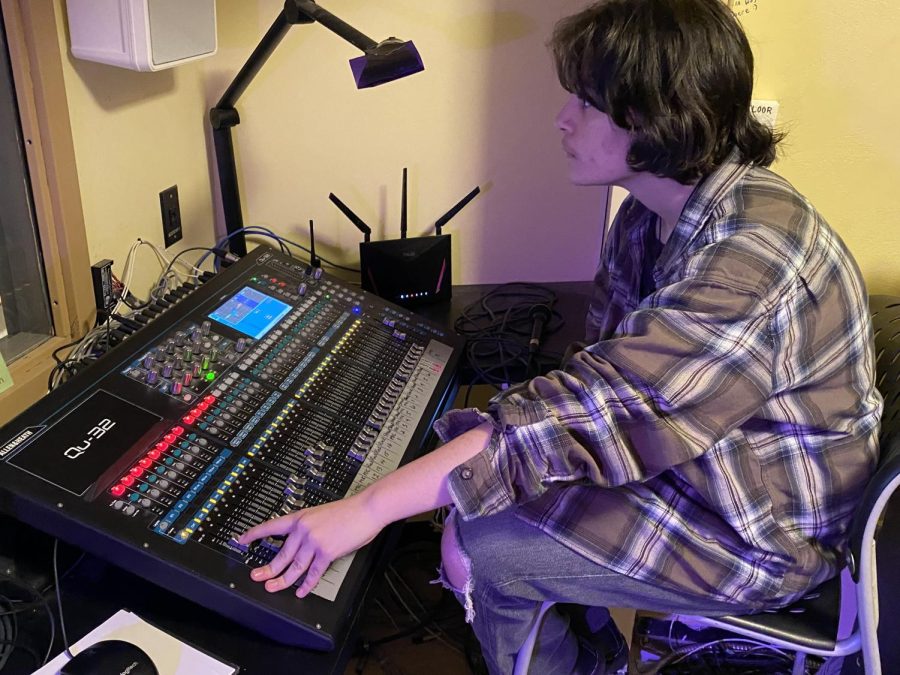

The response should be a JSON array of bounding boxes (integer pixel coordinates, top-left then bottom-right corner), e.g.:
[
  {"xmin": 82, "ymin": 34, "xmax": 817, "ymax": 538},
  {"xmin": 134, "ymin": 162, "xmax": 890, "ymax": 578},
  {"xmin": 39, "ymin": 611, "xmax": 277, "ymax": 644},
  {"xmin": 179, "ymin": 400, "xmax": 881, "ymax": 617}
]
[
  {"xmin": 400, "ymin": 167, "xmax": 408, "ymax": 239},
  {"xmin": 309, "ymin": 219, "xmax": 320, "ymax": 268},
  {"xmin": 435, "ymin": 185, "xmax": 481, "ymax": 235},
  {"xmin": 329, "ymin": 192, "xmax": 372, "ymax": 243}
]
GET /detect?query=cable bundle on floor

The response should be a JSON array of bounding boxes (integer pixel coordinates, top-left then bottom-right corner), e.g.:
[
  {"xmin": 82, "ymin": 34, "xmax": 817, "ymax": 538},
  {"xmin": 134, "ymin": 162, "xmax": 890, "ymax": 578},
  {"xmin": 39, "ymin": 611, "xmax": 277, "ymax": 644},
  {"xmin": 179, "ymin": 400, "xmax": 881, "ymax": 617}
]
[{"xmin": 453, "ymin": 282, "xmax": 566, "ymax": 403}]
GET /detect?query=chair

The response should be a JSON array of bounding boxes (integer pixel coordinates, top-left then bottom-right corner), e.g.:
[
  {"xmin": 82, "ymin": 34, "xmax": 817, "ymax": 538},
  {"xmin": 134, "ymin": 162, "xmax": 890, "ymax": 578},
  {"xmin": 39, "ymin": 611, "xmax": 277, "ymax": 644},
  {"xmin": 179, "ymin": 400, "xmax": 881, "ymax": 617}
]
[{"xmin": 514, "ymin": 295, "xmax": 900, "ymax": 674}]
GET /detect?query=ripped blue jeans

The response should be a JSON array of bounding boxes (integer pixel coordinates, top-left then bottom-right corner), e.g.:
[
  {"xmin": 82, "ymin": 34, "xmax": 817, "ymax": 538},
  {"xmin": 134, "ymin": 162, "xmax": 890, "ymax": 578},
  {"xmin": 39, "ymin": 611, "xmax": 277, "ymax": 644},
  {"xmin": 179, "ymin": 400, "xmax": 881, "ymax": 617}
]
[{"xmin": 438, "ymin": 507, "xmax": 754, "ymax": 675}]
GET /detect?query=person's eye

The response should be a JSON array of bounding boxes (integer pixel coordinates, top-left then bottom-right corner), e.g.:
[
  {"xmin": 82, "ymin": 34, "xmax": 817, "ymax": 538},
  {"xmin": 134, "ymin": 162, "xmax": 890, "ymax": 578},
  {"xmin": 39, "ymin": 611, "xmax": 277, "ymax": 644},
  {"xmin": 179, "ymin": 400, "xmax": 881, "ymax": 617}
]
[{"xmin": 580, "ymin": 97, "xmax": 592, "ymax": 109}]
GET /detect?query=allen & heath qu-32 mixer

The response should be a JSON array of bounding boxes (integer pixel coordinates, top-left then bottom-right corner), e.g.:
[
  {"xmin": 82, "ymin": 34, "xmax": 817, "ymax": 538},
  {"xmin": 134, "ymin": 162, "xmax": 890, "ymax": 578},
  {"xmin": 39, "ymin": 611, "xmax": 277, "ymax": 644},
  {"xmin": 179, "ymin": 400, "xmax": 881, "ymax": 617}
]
[{"xmin": 0, "ymin": 246, "xmax": 463, "ymax": 649}]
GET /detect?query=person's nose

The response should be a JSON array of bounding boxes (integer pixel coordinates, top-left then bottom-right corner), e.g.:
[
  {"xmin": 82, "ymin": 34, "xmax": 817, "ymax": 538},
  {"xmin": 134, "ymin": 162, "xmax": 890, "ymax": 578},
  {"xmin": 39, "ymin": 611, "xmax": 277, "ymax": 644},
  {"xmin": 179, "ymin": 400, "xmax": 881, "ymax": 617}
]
[{"xmin": 555, "ymin": 95, "xmax": 577, "ymax": 132}]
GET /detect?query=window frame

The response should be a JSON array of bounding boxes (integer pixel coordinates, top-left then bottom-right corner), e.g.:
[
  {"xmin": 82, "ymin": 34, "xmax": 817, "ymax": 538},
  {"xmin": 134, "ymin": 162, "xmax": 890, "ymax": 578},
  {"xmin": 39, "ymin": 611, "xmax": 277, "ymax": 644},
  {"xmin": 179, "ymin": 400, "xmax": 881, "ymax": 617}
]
[{"xmin": 0, "ymin": 0, "xmax": 94, "ymax": 425}]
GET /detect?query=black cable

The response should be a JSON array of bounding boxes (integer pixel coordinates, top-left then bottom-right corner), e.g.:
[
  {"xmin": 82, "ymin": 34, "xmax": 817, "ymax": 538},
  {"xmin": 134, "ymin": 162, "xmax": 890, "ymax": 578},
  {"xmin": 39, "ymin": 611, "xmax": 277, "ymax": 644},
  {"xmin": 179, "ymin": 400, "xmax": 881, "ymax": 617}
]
[
  {"xmin": 52, "ymin": 540, "xmax": 73, "ymax": 661},
  {"xmin": 645, "ymin": 636, "xmax": 795, "ymax": 674},
  {"xmin": 49, "ymin": 326, "xmax": 102, "ymax": 390},
  {"xmin": 51, "ymin": 337, "xmax": 83, "ymax": 365},
  {"xmin": 454, "ymin": 283, "xmax": 561, "ymax": 338},
  {"xmin": 0, "ymin": 638, "xmax": 41, "ymax": 670},
  {"xmin": 115, "ymin": 244, "xmax": 213, "ymax": 316},
  {"xmin": 364, "ymin": 607, "xmax": 464, "ymax": 648},
  {"xmin": 0, "ymin": 600, "xmax": 51, "ymax": 617},
  {"xmin": 360, "ymin": 538, "xmax": 467, "ymax": 655},
  {"xmin": 0, "ymin": 570, "xmax": 56, "ymax": 665},
  {"xmin": 40, "ymin": 551, "xmax": 85, "ymax": 597},
  {"xmin": 258, "ymin": 231, "xmax": 361, "ymax": 273},
  {"xmin": 104, "ymin": 306, "xmax": 112, "ymax": 358},
  {"xmin": 453, "ymin": 283, "xmax": 565, "ymax": 388},
  {"xmin": 210, "ymin": 227, "xmax": 362, "ymax": 274},
  {"xmin": 0, "ymin": 595, "xmax": 13, "ymax": 671},
  {"xmin": 158, "ymin": 246, "xmax": 218, "ymax": 292},
  {"xmin": 47, "ymin": 361, "xmax": 76, "ymax": 391},
  {"xmin": 121, "ymin": 289, "xmax": 152, "ymax": 311}
]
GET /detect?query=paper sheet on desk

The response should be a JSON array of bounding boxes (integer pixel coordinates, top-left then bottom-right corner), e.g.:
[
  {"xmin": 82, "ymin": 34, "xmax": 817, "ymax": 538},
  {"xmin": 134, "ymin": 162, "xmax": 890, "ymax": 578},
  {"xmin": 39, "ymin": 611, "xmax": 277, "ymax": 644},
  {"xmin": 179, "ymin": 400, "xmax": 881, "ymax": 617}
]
[{"xmin": 33, "ymin": 609, "xmax": 237, "ymax": 675}]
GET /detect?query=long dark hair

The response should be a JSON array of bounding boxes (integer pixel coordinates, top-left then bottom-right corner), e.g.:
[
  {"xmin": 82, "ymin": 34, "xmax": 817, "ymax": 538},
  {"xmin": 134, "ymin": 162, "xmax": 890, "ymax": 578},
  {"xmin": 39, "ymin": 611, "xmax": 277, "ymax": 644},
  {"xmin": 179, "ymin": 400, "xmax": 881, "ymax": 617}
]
[{"xmin": 551, "ymin": 0, "xmax": 782, "ymax": 184}]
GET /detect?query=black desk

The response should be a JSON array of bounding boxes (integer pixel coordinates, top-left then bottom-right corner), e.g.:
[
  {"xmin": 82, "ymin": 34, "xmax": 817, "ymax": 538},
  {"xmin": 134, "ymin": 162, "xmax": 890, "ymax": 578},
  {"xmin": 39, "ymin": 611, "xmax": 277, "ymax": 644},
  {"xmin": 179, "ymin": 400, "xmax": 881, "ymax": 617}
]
[
  {"xmin": 5, "ymin": 282, "xmax": 594, "ymax": 675},
  {"xmin": 418, "ymin": 281, "xmax": 594, "ymax": 384},
  {"xmin": 419, "ymin": 281, "xmax": 593, "ymax": 352}
]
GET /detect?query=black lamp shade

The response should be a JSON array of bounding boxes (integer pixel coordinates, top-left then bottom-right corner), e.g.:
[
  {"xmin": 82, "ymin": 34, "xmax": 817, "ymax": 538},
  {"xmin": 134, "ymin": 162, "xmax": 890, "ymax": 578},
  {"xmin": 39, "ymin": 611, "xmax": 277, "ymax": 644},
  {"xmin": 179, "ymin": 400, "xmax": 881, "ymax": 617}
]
[{"xmin": 350, "ymin": 39, "xmax": 424, "ymax": 89}]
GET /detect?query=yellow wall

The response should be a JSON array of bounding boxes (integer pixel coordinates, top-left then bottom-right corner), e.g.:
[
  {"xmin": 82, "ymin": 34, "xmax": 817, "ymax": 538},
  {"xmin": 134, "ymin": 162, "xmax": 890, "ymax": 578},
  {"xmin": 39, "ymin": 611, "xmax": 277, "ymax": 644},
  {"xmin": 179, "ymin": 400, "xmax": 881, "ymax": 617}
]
[
  {"xmin": 738, "ymin": 0, "xmax": 900, "ymax": 294},
  {"xmin": 54, "ymin": 0, "xmax": 608, "ymax": 296}
]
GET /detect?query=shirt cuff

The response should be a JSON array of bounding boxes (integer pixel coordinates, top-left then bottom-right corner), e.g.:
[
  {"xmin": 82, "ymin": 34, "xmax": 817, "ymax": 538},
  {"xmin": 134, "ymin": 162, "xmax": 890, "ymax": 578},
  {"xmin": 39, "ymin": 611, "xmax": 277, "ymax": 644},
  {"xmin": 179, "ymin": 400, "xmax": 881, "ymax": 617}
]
[
  {"xmin": 433, "ymin": 407, "xmax": 494, "ymax": 443},
  {"xmin": 446, "ymin": 442, "xmax": 511, "ymax": 520},
  {"xmin": 434, "ymin": 407, "xmax": 508, "ymax": 519}
]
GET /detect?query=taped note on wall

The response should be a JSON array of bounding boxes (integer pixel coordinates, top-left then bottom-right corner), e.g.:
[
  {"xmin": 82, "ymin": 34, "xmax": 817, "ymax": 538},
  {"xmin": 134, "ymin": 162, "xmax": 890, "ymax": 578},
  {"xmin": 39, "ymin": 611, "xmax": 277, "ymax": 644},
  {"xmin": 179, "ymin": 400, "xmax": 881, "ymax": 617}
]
[
  {"xmin": 728, "ymin": 0, "xmax": 761, "ymax": 17},
  {"xmin": 751, "ymin": 100, "xmax": 780, "ymax": 129},
  {"xmin": 0, "ymin": 353, "xmax": 12, "ymax": 394}
]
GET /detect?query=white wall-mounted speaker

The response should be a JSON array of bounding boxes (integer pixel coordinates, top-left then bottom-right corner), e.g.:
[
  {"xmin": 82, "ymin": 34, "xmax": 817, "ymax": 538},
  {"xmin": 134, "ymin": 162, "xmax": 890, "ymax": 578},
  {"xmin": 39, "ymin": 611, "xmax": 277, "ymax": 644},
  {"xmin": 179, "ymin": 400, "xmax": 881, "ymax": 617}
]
[{"xmin": 66, "ymin": 0, "xmax": 217, "ymax": 72}]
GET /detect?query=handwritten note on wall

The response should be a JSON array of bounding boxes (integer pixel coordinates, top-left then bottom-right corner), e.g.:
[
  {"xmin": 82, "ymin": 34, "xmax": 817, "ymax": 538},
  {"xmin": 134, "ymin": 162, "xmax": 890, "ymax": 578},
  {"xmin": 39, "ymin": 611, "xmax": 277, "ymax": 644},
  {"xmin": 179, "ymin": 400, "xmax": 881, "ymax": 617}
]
[{"xmin": 728, "ymin": 0, "xmax": 761, "ymax": 17}]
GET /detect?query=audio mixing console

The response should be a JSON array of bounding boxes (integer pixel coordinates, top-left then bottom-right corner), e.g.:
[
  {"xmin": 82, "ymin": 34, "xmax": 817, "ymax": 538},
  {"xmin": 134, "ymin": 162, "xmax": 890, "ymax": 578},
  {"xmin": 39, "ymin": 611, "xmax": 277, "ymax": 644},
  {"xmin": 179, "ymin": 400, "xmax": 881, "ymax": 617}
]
[{"xmin": 0, "ymin": 246, "xmax": 462, "ymax": 649}]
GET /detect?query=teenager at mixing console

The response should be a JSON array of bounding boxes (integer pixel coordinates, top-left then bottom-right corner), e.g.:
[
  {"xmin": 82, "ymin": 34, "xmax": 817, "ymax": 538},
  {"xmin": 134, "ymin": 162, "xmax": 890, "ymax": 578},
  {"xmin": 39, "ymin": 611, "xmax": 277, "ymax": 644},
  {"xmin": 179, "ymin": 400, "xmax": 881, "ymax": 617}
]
[{"xmin": 239, "ymin": 0, "xmax": 883, "ymax": 672}]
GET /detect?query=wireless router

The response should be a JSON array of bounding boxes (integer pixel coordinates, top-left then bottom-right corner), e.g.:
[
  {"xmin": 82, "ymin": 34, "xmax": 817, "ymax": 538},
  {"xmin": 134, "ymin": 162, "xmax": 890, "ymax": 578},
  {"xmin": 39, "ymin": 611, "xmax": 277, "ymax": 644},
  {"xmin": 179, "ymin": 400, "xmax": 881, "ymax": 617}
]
[{"xmin": 330, "ymin": 168, "xmax": 480, "ymax": 307}]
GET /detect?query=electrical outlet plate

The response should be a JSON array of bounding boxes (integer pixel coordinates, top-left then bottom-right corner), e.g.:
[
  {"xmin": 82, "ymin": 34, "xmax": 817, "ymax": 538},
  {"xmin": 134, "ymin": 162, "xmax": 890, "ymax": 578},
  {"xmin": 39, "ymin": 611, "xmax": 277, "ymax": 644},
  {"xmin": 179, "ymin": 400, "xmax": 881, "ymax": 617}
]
[{"xmin": 159, "ymin": 185, "xmax": 182, "ymax": 248}]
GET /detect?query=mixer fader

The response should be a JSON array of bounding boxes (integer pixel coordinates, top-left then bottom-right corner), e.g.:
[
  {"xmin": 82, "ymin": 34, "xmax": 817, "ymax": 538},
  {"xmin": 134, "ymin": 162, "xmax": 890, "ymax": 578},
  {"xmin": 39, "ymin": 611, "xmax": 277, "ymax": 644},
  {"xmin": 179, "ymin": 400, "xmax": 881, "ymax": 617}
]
[{"xmin": 0, "ymin": 246, "xmax": 462, "ymax": 649}]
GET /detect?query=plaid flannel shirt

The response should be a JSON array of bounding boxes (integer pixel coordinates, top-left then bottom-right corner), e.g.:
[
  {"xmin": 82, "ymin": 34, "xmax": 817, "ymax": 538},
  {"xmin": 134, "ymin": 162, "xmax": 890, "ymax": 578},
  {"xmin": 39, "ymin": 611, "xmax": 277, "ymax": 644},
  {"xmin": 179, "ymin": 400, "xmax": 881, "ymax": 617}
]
[{"xmin": 436, "ymin": 155, "xmax": 882, "ymax": 608}]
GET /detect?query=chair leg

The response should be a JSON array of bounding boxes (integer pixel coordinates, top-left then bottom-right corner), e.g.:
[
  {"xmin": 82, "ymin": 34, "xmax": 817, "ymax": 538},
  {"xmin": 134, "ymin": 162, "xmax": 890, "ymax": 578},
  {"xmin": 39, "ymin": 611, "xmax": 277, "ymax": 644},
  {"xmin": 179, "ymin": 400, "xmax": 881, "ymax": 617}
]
[
  {"xmin": 513, "ymin": 600, "xmax": 555, "ymax": 675},
  {"xmin": 791, "ymin": 651, "xmax": 807, "ymax": 675}
]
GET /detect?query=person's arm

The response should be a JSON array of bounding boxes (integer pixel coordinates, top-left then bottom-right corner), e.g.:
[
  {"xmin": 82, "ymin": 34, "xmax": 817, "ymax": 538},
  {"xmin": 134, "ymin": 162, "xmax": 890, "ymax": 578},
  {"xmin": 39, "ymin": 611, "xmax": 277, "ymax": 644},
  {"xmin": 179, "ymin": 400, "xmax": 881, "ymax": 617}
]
[
  {"xmin": 236, "ymin": 423, "xmax": 492, "ymax": 597},
  {"xmin": 445, "ymin": 233, "xmax": 783, "ymax": 522}
]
